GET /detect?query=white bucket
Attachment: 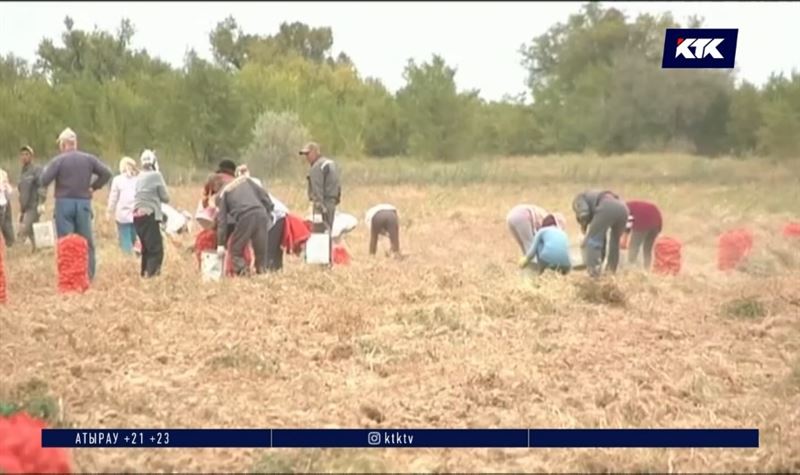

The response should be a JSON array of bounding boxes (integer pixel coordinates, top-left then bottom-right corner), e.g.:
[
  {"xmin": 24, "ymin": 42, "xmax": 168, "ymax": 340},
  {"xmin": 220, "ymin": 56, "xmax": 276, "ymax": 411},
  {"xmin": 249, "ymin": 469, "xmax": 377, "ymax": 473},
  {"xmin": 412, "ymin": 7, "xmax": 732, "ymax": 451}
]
[
  {"xmin": 305, "ymin": 232, "xmax": 331, "ymax": 265},
  {"xmin": 201, "ymin": 251, "xmax": 223, "ymax": 281},
  {"xmin": 32, "ymin": 220, "xmax": 56, "ymax": 248}
]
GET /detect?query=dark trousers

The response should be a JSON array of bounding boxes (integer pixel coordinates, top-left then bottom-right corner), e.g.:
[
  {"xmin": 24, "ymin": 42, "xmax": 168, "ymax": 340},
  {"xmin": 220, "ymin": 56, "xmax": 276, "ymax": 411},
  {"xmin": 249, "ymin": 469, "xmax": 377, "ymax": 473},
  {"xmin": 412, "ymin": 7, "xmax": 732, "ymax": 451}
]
[
  {"xmin": 267, "ymin": 216, "xmax": 285, "ymax": 271},
  {"xmin": 19, "ymin": 207, "xmax": 40, "ymax": 250},
  {"xmin": 230, "ymin": 209, "xmax": 270, "ymax": 275},
  {"xmin": 369, "ymin": 209, "xmax": 400, "ymax": 255},
  {"xmin": 628, "ymin": 227, "xmax": 661, "ymax": 270},
  {"xmin": 134, "ymin": 213, "xmax": 164, "ymax": 278},
  {"xmin": 0, "ymin": 205, "xmax": 14, "ymax": 247}
]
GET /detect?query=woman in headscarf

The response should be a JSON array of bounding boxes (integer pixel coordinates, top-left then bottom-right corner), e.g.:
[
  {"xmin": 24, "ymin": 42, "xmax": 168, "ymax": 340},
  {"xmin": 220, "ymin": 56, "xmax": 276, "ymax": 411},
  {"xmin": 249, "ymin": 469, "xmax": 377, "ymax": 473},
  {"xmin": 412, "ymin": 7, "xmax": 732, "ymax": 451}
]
[
  {"xmin": 133, "ymin": 150, "xmax": 170, "ymax": 278},
  {"xmin": 519, "ymin": 213, "xmax": 571, "ymax": 275},
  {"xmin": 506, "ymin": 204, "xmax": 549, "ymax": 256},
  {"xmin": 106, "ymin": 156, "xmax": 140, "ymax": 254}
]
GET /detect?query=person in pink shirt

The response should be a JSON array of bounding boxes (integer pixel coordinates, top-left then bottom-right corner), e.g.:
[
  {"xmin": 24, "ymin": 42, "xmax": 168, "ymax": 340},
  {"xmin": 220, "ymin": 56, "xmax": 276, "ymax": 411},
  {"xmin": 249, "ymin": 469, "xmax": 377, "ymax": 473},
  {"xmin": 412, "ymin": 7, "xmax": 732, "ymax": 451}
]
[
  {"xmin": 106, "ymin": 157, "xmax": 140, "ymax": 254},
  {"xmin": 624, "ymin": 200, "xmax": 663, "ymax": 270}
]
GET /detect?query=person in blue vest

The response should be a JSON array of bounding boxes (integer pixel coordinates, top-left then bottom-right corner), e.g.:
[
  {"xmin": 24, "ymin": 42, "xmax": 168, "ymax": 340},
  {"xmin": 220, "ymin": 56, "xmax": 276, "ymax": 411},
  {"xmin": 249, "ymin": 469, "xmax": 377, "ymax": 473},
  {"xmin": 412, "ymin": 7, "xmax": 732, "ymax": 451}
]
[{"xmin": 518, "ymin": 214, "xmax": 572, "ymax": 275}]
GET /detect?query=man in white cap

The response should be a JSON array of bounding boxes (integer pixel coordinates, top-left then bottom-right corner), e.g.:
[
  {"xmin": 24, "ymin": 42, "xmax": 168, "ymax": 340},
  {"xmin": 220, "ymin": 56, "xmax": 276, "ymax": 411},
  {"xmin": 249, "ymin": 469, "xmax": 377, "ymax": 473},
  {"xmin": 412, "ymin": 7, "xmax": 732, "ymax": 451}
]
[
  {"xmin": 39, "ymin": 127, "xmax": 112, "ymax": 280},
  {"xmin": 300, "ymin": 141, "xmax": 341, "ymax": 233}
]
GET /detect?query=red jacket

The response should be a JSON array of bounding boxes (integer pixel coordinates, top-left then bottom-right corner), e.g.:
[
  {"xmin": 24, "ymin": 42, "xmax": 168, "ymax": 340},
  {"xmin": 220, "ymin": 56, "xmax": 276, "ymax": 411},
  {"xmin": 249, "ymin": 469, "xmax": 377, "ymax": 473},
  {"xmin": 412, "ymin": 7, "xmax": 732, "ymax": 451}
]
[
  {"xmin": 626, "ymin": 200, "xmax": 662, "ymax": 232},
  {"xmin": 282, "ymin": 213, "xmax": 312, "ymax": 255}
]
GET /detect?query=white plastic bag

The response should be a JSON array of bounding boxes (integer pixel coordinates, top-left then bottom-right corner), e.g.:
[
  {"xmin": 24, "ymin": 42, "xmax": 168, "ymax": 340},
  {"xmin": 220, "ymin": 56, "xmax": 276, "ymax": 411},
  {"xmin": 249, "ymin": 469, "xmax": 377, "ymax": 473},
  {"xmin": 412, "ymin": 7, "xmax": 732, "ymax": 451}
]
[
  {"xmin": 201, "ymin": 251, "xmax": 223, "ymax": 281},
  {"xmin": 32, "ymin": 220, "xmax": 56, "ymax": 248},
  {"xmin": 305, "ymin": 232, "xmax": 331, "ymax": 265}
]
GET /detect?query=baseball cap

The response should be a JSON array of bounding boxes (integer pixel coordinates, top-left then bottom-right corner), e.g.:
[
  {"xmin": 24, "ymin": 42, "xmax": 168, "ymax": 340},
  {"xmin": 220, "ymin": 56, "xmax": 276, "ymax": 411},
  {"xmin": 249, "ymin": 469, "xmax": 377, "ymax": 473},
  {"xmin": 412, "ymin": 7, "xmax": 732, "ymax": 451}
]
[
  {"xmin": 299, "ymin": 142, "xmax": 319, "ymax": 155},
  {"xmin": 20, "ymin": 145, "xmax": 34, "ymax": 154},
  {"xmin": 57, "ymin": 127, "xmax": 77, "ymax": 143}
]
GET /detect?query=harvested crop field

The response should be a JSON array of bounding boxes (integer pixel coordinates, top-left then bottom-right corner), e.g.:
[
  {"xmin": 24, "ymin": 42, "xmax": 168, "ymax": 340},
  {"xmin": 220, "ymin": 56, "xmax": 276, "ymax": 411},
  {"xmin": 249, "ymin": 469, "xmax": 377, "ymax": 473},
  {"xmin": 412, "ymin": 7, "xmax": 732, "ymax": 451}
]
[{"xmin": 1, "ymin": 155, "xmax": 800, "ymax": 472}]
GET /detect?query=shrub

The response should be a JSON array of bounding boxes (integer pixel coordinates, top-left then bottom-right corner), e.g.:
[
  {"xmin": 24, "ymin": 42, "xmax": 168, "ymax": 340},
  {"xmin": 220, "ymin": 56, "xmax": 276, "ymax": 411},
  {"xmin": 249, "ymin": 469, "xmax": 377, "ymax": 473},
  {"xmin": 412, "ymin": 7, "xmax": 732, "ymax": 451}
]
[{"xmin": 240, "ymin": 110, "xmax": 310, "ymax": 179}]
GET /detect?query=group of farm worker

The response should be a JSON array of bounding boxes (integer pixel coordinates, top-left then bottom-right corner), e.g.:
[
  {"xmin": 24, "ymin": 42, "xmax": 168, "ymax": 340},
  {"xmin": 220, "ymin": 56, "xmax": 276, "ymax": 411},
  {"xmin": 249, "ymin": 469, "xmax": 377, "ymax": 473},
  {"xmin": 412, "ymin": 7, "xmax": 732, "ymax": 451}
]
[
  {"xmin": 0, "ymin": 128, "xmax": 406, "ymax": 281},
  {"xmin": 508, "ymin": 190, "xmax": 662, "ymax": 277}
]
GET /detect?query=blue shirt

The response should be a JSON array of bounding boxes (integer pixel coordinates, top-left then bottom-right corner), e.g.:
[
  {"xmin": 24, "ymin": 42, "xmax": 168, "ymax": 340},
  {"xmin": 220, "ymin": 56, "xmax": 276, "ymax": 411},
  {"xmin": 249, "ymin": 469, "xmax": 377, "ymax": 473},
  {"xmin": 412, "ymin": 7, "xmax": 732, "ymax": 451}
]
[{"xmin": 526, "ymin": 227, "xmax": 571, "ymax": 268}]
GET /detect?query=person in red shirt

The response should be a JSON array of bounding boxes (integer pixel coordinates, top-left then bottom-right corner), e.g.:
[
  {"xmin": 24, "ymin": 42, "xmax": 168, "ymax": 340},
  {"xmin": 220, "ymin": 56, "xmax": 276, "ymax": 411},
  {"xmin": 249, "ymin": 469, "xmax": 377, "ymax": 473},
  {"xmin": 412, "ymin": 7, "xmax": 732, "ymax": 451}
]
[{"xmin": 624, "ymin": 200, "xmax": 663, "ymax": 270}]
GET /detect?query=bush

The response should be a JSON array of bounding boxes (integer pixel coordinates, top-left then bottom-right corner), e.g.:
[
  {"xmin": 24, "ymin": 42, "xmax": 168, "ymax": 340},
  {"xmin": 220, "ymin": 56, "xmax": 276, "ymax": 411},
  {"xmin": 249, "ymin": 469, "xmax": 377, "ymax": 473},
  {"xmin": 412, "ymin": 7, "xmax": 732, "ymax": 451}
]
[{"xmin": 240, "ymin": 110, "xmax": 310, "ymax": 179}]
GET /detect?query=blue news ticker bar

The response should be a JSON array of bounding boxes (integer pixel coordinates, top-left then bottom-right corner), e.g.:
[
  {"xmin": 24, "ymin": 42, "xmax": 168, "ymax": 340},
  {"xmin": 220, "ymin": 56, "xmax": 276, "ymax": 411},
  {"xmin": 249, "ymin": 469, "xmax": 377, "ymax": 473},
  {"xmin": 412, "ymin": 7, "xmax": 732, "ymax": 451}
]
[
  {"xmin": 529, "ymin": 429, "xmax": 759, "ymax": 448},
  {"xmin": 41, "ymin": 429, "xmax": 759, "ymax": 449}
]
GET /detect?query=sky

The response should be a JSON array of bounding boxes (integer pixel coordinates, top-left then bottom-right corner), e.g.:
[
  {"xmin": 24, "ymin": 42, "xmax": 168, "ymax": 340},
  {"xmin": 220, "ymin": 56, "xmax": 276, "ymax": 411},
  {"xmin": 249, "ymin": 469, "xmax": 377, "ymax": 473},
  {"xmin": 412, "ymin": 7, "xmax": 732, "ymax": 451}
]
[{"xmin": 1, "ymin": 1, "xmax": 799, "ymax": 101}]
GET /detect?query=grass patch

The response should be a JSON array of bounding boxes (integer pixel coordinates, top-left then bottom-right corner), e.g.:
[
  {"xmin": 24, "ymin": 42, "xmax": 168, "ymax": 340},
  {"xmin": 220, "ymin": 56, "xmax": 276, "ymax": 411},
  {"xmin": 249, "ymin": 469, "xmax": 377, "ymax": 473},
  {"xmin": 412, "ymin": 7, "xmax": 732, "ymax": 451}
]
[
  {"xmin": 0, "ymin": 378, "xmax": 61, "ymax": 424},
  {"xmin": 252, "ymin": 449, "xmax": 386, "ymax": 473},
  {"xmin": 207, "ymin": 348, "xmax": 280, "ymax": 375},
  {"xmin": 723, "ymin": 297, "xmax": 767, "ymax": 319},
  {"xmin": 576, "ymin": 279, "xmax": 627, "ymax": 307}
]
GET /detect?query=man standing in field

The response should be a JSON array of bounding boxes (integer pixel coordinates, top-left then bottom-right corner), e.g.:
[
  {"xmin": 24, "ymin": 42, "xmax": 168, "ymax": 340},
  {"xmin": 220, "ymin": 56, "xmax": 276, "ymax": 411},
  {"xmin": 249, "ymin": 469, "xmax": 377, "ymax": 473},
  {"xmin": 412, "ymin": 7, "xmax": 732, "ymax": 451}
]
[
  {"xmin": 39, "ymin": 128, "xmax": 113, "ymax": 281},
  {"xmin": 300, "ymin": 142, "xmax": 341, "ymax": 233},
  {"xmin": 17, "ymin": 145, "xmax": 46, "ymax": 251}
]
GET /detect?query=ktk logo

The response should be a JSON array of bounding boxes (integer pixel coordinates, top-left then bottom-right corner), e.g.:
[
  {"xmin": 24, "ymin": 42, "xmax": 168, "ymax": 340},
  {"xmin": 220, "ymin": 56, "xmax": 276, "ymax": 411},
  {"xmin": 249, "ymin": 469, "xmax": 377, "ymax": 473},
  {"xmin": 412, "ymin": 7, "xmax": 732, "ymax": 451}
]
[
  {"xmin": 675, "ymin": 38, "xmax": 725, "ymax": 59},
  {"xmin": 662, "ymin": 28, "xmax": 738, "ymax": 69}
]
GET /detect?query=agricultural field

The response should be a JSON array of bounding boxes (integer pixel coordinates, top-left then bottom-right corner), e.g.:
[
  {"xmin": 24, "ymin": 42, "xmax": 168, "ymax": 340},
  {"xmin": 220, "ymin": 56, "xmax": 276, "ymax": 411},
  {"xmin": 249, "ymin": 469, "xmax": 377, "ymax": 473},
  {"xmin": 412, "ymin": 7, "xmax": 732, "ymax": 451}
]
[{"xmin": 1, "ymin": 154, "xmax": 799, "ymax": 473}]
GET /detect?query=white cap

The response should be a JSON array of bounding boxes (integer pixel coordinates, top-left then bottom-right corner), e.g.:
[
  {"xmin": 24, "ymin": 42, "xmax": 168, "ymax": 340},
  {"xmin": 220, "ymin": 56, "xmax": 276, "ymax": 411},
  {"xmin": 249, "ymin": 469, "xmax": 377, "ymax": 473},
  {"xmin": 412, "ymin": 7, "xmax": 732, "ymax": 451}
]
[{"xmin": 57, "ymin": 127, "xmax": 77, "ymax": 143}]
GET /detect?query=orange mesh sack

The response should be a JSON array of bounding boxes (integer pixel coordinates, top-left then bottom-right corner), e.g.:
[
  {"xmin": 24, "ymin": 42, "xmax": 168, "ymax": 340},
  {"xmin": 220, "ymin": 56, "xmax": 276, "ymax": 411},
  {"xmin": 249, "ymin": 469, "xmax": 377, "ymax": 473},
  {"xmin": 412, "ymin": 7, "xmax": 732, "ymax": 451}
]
[
  {"xmin": 783, "ymin": 222, "xmax": 800, "ymax": 238},
  {"xmin": 194, "ymin": 229, "xmax": 217, "ymax": 268},
  {"xmin": 0, "ymin": 234, "xmax": 6, "ymax": 304},
  {"xmin": 653, "ymin": 236, "xmax": 682, "ymax": 275},
  {"xmin": 717, "ymin": 229, "xmax": 754, "ymax": 271},
  {"xmin": 57, "ymin": 234, "xmax": 90, "ymax": 294},
  {"xmin": 223, "ymin": 234, "xmax": 254, "ymax": 276},
  {"xmin": 332, "ymin": 244, "xmax": 351, "ymax": 266},
  {"xmin": 0, "ymin": 411, "xmax": 72, "ymax": 473}
]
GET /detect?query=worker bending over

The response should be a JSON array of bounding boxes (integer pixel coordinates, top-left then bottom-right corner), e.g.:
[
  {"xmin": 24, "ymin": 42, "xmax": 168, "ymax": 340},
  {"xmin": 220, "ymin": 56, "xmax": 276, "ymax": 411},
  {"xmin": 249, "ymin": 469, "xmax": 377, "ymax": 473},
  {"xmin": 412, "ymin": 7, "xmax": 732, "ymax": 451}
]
[
  {"xmin": 519, "ymin": 214, "xmax": 571, "ymax": 275},
  {"xmin": 572, "ymin": 190, "xmax": 629, "ymax": 277}
]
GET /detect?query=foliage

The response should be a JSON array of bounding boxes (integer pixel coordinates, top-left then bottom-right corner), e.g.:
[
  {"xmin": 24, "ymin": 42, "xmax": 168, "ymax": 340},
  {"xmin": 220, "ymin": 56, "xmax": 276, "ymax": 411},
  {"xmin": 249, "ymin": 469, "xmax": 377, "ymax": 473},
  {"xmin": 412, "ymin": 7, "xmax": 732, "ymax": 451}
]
[
  {"xmin": 0, "ymin": 4, "xmax": 798, "ymax": 165},
  {"xmin": 240, "ymin": 110, "xmax": 309, "ymax": 179}
]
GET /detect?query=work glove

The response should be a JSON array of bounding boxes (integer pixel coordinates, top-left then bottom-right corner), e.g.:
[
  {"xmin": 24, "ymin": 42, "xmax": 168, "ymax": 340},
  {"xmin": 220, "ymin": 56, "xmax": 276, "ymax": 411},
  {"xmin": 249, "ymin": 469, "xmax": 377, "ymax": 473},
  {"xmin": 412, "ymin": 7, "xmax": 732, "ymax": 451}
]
[
  {"xmin": 518, "ymin": 256, "xmax": 529, "ymax": 269},
  {"xmin": 216, "ymin": 245, "xmax": 225, "ymax": 257}
]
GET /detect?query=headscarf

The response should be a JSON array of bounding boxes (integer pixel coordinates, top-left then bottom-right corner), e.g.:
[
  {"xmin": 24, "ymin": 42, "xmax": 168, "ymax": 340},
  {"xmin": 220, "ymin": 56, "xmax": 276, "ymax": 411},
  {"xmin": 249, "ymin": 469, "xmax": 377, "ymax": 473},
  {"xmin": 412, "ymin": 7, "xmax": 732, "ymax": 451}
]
[
  {"xmin": 140, "ymin": 149, "xmax": 159, "ymax": 172},
  {"xmin": 235, "ymin": 164, "xmax": 250, "ymax": 178},
  {"xmin": 119, "ymin": 156, "xmax": 139, "ymax": 177},
  {"xmin": 541, "ymin": 213, "xmax": 567, "ymax": 230}
]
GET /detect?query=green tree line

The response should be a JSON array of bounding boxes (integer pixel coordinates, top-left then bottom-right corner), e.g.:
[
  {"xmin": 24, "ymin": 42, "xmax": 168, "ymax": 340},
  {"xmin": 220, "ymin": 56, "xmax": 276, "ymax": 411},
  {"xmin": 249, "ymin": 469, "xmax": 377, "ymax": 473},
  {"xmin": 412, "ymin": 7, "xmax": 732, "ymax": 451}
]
[{"xmin": 0, "ymin": 3, "xmax": 798, "ymax": 168}]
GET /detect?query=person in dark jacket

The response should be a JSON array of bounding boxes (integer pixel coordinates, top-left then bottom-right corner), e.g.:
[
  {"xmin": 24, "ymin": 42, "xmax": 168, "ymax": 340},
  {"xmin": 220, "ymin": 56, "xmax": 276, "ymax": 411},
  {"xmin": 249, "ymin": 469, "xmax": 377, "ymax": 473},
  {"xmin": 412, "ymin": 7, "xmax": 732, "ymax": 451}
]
[
  {"xmin": 202, "ymin": 159, "xmax": 237, "ymax": 237},
  {"xmin": 39, "ymin": 128, "xmax": 112, "ymax": 280},
  {"xmin": 572, "ymin": 190, "xmax": 629, "ymax": 277},
  {"xmin": 215, "ymin": 175, "xmax": 274, "ymax": 276},
  {"xmin": 16, "ymin": 146, "xmax": 46, "ymax": 251},
  {"xmin": 300, "ymin": 142, "xmax": 341, "ymax": 233},
  {"xmin": 624, "ymin": 200, "xmax": 663, "ymax": 270}
]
